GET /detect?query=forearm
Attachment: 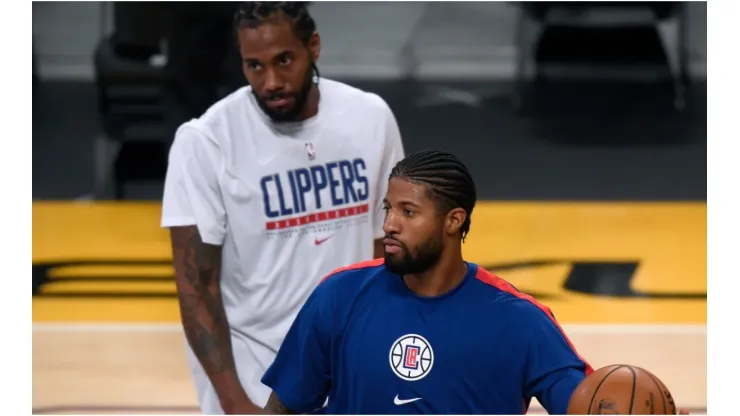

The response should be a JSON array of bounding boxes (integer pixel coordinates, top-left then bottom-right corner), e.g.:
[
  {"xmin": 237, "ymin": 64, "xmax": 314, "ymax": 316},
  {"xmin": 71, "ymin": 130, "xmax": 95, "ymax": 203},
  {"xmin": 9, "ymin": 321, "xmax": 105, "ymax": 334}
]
[
  {"xmin": 170, "ymin": 226, "xmax": 247, "ymax": 408},
  {"xmin": 263, "ymin": 392, "xmax": 299, "ymax": 415},
  {"xmin": 178, "ymin": 283, "xmax": 242, "ymax": 401}
]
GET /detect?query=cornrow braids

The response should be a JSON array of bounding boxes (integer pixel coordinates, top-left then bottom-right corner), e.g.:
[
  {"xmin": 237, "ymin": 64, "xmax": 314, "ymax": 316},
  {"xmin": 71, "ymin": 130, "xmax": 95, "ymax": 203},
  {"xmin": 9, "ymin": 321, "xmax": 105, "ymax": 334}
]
[
  {"xmin": 390, "ymin": 150, "xmax": 477, "ymax": 242},
  {"xmin": 233, "ymin": 2, "xmax": 320, "ymax": 79},
  {"xmin": 234, "ymin": 2, "xmax": 315, "ymax": 43}
]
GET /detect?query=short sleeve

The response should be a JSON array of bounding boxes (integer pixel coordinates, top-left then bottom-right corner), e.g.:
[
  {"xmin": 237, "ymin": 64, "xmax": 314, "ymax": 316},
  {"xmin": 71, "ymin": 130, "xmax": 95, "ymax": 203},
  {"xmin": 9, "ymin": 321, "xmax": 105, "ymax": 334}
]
[
  {"xmin": 161, "ymin": 125, "xmax": 227, "ymax": 245},
  {"xmin": 372, "ymin": 98, "xmax": 405, "ymax": 239},
  {"xmin": 523, "ymin": 305, "xmax": 592, "ymax": 414},
  {"xmin": 260, "ymin": 280, "xmax": 334, "ymax": 413}
]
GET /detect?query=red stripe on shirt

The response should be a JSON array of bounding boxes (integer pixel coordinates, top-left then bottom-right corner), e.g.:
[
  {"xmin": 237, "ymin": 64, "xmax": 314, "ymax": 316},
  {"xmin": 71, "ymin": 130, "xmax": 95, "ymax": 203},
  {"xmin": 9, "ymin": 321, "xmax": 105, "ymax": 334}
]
[
  {"xmin": 318, "ymin": 258, "xmax": 385, "ymax": 285},
  {"xmin": 474, "ymin": 267, "xmax": 594, "ymax": 375}
]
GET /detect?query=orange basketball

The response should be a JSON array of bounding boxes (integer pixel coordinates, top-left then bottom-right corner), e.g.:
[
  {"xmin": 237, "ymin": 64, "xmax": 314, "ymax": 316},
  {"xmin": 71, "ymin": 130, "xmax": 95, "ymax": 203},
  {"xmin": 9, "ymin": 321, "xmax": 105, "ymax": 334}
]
[{"xmin": 567, "ymin": 364, "xmax": 677, "ymax": 414}]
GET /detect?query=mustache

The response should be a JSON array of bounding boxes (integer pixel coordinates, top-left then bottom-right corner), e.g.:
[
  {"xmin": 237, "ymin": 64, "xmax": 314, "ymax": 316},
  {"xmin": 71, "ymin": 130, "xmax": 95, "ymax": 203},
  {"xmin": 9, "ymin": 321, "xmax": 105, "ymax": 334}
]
[{"xmin": 261, "ymin": 91, "xmax": 296, "ymax": 101}]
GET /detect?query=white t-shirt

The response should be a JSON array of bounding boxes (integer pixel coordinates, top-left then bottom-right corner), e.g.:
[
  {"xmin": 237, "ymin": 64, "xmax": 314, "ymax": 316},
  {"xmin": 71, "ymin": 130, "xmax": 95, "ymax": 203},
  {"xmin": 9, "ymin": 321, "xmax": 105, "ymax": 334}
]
[{"xmin": 160, "ymin": 78, "xmax": 405, "ymax": 412}]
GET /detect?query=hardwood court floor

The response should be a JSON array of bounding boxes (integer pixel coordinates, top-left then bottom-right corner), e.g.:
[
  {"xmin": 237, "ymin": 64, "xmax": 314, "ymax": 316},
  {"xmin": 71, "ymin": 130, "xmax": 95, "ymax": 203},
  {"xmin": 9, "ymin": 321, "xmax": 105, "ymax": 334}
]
[
  {"xmin": 32, "ymin": 324, "xmax": 706, "ymax": 414},
  {"xmin": 32, "ymin": 201, "xmax": 707, "ymax": 414}
]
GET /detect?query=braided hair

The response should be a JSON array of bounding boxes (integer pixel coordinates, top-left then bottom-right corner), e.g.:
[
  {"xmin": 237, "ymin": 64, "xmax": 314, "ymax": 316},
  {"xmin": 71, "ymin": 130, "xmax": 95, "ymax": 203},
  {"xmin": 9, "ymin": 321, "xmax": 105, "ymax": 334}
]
[
  {"xmin": 233, "ymin": 2, "xmax": 320, "ymax": 78},
  {"xmin": 390, "ymin": 150, "xmax": 477, "ymax": 242}
]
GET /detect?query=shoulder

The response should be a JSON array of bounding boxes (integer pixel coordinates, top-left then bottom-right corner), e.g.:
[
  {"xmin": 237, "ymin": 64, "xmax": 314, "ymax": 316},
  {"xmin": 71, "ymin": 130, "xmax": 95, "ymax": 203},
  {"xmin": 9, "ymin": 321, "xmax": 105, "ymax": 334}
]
[
  {"xmin": 320, "ymin": 258, "xmax": 386, "ymax": 285},
  {"xmin": 471, "ymin": 266, "xmax": 584, "ymax": 364},
  {"xmin": 471, "ymin": 265, "xmax": 558, "ymax": 324},
  {"xmin": 177, "ymin": 86, "xmax": 254, "ymax": 147},
  {"xmin": 320, "ymin": 78, "xmax": 394, "ymax": 119},
  {"xmin": 199, "ymin": 86, "xmax": 254, "ymax": 124},
  {"xmin": 298, "ymin": 259, "xmax": 387, "ymax": 331},
  {"xmin": 313, "ymin": 258, "xmax": 386, "ymax": 297},
  {"xmin": 169, "ymin": 119, "xmax": 223, "ymax": 166}
]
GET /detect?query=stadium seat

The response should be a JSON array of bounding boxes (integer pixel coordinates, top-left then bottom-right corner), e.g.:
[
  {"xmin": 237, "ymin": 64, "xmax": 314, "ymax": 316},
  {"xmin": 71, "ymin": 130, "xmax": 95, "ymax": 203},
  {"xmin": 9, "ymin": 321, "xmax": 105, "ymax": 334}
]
[
  {"xmin": 93, "ymin": 33, "xmax": 170, "ymax": 200},
  {"xmin": 92, "ymin": 2, "xmax": 170, "ymax": 200},
  {"xmin": 512, "ymin": 2, "xmax": 689, "ymax": 112},
  {"xmin": 93, "ymin": 2, "xmax": 242, "ymax": 200}
]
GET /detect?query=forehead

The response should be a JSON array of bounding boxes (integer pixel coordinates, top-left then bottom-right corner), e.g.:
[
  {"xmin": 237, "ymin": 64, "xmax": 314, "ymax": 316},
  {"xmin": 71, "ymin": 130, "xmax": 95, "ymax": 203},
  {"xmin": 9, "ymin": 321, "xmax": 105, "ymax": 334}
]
[
  {"xmin": 386, "ymin": 177, "xmax": 434, "ymax": 206},
  {"xmin": 237, "ymin": 18, "xmax": 303, "ymax": 58}
]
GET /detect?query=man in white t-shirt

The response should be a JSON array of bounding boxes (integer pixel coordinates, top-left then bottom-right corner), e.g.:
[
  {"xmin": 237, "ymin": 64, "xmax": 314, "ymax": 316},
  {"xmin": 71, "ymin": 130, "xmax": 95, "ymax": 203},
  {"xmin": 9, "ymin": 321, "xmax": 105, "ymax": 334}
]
[{"xmin": 160, "ymin": 2, "xmax": 405, "ymax": 414}]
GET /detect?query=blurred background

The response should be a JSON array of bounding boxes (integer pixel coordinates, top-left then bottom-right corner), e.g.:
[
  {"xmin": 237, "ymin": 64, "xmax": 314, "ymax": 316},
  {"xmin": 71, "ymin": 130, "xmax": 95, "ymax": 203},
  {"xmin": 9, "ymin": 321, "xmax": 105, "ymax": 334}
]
[{"xmin": 32, "ymin": 1, "xmax": 707, "ymax": 414}]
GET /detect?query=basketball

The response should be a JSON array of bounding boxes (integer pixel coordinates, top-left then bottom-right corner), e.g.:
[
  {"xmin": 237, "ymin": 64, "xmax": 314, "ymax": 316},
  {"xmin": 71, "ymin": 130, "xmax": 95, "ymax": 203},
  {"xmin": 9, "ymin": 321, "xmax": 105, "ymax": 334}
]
[{"xmin": 567, "ymin": 365, "xmax": 677, "ymax": 414}]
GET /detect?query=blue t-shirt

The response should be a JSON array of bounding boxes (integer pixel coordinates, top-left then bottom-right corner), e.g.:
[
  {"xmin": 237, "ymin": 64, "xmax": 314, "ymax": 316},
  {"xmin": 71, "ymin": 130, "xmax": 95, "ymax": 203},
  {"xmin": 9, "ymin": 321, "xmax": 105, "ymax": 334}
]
[{"xmin": 262, "ymin": 259, "xmax": 593, "ymax": 414}]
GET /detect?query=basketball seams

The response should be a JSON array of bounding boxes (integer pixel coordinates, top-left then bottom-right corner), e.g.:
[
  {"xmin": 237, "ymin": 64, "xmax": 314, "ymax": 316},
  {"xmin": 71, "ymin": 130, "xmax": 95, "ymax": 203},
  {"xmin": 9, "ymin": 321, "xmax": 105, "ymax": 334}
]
[
  {"xmin": 587, "ymin": 365, "xmax": 625, "ymax": 414},
  {"xmin": 575, "ymin": 365, "xmax": 677, "ymax": 415},
  {"xmin": 645, "ymin": 371, "xmax": 671, "ymax": 414},
  {"xmin": 626, "ymin": 365, "xmax": 637, "ymax": 414}
]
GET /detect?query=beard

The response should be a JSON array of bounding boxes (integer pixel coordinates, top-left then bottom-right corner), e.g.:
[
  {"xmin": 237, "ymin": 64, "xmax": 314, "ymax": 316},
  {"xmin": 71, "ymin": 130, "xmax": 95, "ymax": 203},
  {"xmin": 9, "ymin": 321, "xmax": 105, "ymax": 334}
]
[
  {"xmin": 252, "ymin": 62, "xmax": 315, "ymax": 123},
  {"xmin": 384, "ymin": 231, "xmax": 444, "ymax": 276}
]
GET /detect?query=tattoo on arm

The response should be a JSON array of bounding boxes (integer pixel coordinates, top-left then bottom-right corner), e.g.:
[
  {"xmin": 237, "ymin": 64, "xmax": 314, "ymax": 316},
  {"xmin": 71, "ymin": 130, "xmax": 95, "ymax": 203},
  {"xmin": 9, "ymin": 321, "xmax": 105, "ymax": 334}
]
[
  {"xmin": 264, "ymin": 392, "xmax": 297, "ymax": 415},
  {"xmin": 170, "ymin": 226, "xmax": 244, "ymax": 405}
]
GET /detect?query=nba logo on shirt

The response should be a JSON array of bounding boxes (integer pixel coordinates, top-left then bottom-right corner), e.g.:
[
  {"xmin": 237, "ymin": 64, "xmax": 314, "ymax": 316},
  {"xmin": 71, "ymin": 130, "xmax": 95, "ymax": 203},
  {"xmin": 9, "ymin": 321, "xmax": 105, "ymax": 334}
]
[
  {"xmin": 389, "ymin": 334, "xmax": 434, "ymax": 381},
  {"xmin": 305, "ymin": 142, "xmax": 316, "ymax": 160}
]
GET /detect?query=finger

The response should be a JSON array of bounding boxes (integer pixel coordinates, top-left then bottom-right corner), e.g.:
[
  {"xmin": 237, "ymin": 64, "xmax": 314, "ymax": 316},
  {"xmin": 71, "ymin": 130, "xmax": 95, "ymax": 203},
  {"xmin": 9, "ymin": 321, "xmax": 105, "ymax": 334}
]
[{"xmin": 678, "ymin": 409, "xmax": 690, "ymax": 415}]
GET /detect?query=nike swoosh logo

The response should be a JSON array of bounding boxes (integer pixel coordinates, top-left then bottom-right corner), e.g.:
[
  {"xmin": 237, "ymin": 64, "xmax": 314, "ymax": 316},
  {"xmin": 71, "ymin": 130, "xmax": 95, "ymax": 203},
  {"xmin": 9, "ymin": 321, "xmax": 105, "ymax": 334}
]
[
  {"xmin": 394, "ymin": 395, "xmax": 422, "ymax": 405},
  {"xmin": 314, "ymin": 236, "xmax": 332, "ymax": 245}
]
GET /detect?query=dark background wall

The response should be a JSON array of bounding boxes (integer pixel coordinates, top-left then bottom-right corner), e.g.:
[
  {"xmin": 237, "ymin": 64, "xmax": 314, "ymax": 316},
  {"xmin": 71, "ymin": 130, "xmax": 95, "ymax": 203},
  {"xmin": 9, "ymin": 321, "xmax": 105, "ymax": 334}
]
[{"xmin": 31, "ymin": 1, "xmax": 706, "ymax": 202}]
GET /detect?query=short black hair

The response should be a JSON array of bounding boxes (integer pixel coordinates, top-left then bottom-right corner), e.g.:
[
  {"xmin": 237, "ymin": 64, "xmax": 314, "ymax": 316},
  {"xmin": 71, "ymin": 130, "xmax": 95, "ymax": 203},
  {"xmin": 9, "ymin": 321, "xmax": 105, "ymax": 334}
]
[
  {"xmin": 233, "ymin": 2, "xmax": 320, "ymax": 80},
  {"xmin": 233, "ymin": 2, "xmax": 316, "ymax": 45},
  {"xmin": 389, "ymin": 150, "xmax": 477, "ymax": 242}
]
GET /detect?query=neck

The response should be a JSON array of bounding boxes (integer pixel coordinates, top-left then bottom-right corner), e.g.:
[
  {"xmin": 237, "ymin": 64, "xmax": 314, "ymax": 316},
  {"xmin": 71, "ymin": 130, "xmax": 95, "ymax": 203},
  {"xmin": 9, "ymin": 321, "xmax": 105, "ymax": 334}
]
[
  {"xmin": 296, "ymin": 83, "xmax": 320, "ymax": 121},
  {"xmin": 403, "ymin": 245, "xmax": 467, "ymax": 298}
]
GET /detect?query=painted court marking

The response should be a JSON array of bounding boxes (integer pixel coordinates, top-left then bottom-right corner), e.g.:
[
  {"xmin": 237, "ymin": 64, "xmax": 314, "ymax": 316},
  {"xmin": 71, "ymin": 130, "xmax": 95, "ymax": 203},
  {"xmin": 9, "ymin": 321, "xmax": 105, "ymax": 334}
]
[{"xmin": 32, "ymin": 202, "xmax": 707, "ymax": 413}]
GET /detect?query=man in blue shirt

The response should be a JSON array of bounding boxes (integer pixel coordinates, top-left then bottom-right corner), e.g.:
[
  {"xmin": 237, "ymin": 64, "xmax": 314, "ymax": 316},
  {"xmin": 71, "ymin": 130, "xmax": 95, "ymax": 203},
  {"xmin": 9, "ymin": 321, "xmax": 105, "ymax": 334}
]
[{"xmin": 260, "ymin": 150, "xmax": 593, "ymax": 414}]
